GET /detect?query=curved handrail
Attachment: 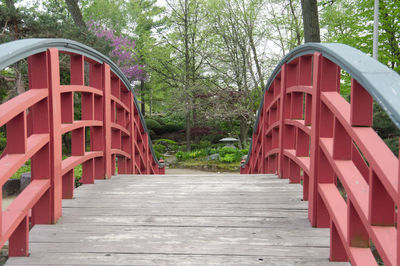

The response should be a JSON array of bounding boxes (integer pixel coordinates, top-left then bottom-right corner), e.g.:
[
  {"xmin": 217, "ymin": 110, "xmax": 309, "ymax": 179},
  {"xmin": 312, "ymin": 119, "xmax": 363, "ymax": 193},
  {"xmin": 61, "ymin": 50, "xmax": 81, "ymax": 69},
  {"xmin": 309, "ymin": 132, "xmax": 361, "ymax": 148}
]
[
  {"xmin": 241, "ymin": 42, "xmax": 400, "ymax": 265},
  {"xmin": 0, "ymin": 38, "xmax": 162, "ymax": 167},
  {"xmin": 242, "ymin": 42, "xmax": 400, "ymax": 168}
]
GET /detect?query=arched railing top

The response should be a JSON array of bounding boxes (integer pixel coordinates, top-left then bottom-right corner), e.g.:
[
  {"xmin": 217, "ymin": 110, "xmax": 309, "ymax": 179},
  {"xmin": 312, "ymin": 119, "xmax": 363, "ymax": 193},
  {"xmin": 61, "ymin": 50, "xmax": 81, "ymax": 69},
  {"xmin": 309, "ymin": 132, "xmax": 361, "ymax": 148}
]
[
  {"xmin": 260, "ymin": 42, "xmax": 400, "ymax": 130},
  {"xmin": 0, "ymin": 38, "xmax": 162, "ymax": 167},
  {"xmin": 244, "ymin": 42, "xmax": 400, "ymax": 167},
  {"xmin": 241, "ymin": 42, "xmax": 400, "ymax": 265}
]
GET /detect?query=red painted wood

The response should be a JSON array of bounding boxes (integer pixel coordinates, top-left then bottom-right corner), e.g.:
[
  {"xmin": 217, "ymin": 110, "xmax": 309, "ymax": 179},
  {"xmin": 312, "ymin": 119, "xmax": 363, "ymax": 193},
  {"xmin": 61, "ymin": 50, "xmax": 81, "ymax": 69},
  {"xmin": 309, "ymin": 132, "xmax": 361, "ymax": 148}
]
[
  {"xmin": 8, "ymin": 216, "xmax": 29, "ymax": 256},
  {"xmin": 277, "ymin": 64, "xmax": 287, "ymax": 177},
  {"xmin": 7, "ymin": 112, "xmax": 27, "ymax": 154},
  {"xmin": 348, "ymin": 200, "xmax": 369, "ymax": 248},
  {"xmin": 48, "ymin": 48, "xmax": 63, "ymax": 223},
  {"xmin": 0, "ymin": 44, "xmax": 164, "ymax": 258},
  {"xmin": 330, "ymin": 221, "xmax": 348, "ymax": 261},
  {"xmin": 82, "ymin": 158, "xmax": 94, "ymax": 184},
  {"xmin": 70, "ymin": 54, "xmax": 84, "ymax": 85},
  {"xmin": 309, "ymin": 52, "xmax": 323, "ymax": 226},
  {"xmin": 62, "ymin": 170, "xmax": 74, "ymax": 199},
  {"xmin": 103, "ymin": 64, "xmax": 112, "ymax": 179},
  {"xmin": 242, "ymin": 51, "xmax": 398, "ymax": 265},
  {"xmin": 350, "ymin": 79, "xmax": 373, "ymax": 127}
]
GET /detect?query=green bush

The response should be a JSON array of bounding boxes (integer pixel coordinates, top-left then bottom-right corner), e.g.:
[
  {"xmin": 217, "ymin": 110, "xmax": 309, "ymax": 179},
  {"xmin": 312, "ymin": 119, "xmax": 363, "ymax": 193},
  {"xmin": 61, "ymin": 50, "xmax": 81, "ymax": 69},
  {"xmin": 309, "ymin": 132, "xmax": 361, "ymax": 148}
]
[
  {"xmin": 199, "ymin": 140, "xmax": 211, "ymax": 149},
  {"xmin": 191, "ymin": 144, "xmax": 201, "ymax": 150},
  {"xmin": 154, "ymin": 139, "xmax": 178, "ymax": 152},
  {"xmin": 176, "ymin": 151, "xmax": 190, "ymax": 161},
  {"xmin": 155, "ymin": 138, "xmax": 177, "ymax": 145},
  {"xmin": 218, "ymin": 147, "xmax": 238, "ymax": 157},
  {"xmin": 164, "ymin": 123, "xmax": 184, "ymax": 133},
  {"xmin": 240, "ymin": 149, "xmax": 249, "ymax": 156},
  {"xmin": 0, "ymin": 131, "xmax": 6, "ymax": 153},
  {"xmin": 216, "ymin": 147, "xmax": 247, "ymax": 163},
  {"xmin": 145, "ymin": 118, "xmax": 164, "ymax": 135},
  {"xmin": 153, "ymin": 143, "xmax": 166, "ymax": 154},
  {"xmin": 189, "ymin": 149, "xmax": 207, "ymax": 158},
  {"xmin": 384, "ymin": 137, "xmax": 399, "ymax": 157},
  {"xmin": 220, "ymin": 153, "xmax": 236, "ymax": 163}
]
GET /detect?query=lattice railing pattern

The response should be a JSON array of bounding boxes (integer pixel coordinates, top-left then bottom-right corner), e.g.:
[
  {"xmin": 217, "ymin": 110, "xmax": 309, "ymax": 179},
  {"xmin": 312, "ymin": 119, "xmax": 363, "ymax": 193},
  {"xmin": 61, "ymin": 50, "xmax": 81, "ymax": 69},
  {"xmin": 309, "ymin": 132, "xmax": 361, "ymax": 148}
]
[
  {"xmin": 242, "ymin": 51, "xmax": 400, "ymax": 265},
  {"xmin": 0, "ymin": 46, "xmax": 164, "ymax": 257}
]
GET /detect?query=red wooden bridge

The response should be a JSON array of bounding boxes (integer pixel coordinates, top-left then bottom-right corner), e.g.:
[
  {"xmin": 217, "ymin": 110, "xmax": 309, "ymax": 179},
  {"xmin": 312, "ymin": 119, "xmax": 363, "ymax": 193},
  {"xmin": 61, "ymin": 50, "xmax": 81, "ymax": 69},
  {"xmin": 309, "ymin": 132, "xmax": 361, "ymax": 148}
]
[{"xmin": 0, "ymin": 39, "xmax": 399, "ymax": 265}]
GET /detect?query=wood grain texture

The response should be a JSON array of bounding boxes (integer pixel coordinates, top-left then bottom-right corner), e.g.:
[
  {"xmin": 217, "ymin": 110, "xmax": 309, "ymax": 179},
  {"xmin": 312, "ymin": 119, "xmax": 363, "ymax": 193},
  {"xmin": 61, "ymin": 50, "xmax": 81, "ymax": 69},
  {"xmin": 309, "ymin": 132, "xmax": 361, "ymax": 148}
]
[{"xmin": 6, "ymin": 174, "xmax": 348, "ymax": 265}]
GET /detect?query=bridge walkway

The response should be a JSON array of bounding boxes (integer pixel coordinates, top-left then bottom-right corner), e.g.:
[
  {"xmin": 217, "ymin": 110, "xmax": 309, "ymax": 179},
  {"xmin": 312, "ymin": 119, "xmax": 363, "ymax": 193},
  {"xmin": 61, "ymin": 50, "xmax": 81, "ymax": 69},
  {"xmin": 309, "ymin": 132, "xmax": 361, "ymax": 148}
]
[{"xmin": 6, "ymin": 173, "xmax": 347, "ymax": 265}]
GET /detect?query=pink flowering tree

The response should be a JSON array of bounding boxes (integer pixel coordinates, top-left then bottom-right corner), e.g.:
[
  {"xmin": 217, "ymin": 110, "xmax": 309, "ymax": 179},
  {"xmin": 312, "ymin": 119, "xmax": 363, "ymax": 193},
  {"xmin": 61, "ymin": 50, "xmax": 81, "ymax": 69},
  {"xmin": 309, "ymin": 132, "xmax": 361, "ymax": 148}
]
[{"xmin": 88, "ymin": 21, "xmax": 147, "ymax": 81}]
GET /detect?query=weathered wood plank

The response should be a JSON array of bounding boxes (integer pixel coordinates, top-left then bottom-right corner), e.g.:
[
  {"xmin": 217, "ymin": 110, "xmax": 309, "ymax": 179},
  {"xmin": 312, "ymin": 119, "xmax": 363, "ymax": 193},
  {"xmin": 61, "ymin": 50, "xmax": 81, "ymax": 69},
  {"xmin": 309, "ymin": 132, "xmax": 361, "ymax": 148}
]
[
  {"xmin": 5, "ymin": 174, "xmax": 348, "ymax": 265},
  {"xmin": 6, "ymin": 252, "xmax": 349, "ymax": 265}
]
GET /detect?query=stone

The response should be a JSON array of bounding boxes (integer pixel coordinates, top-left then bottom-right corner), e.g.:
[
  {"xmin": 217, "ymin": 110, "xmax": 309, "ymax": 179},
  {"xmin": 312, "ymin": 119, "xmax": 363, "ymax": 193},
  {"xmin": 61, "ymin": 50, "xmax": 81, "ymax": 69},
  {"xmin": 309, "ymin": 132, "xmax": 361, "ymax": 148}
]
[
  {"xmin": 207, "ymin": 154, "xmax": 220, "ymax": 161},
  {"xmin": 20, "ymin": 172, "xmax": 31, "ymax": 191}
]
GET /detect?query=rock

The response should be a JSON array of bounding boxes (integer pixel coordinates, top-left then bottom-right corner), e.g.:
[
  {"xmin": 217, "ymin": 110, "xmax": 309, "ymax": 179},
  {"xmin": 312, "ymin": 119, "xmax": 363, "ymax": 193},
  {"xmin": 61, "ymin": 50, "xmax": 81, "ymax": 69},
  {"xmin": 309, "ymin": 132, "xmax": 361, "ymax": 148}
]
[
  {"xmin": 20, "ymin": 172, "xmax": 31, "ymax": 191},
  {"xmin": 2, "ymin": 179, "xmax": 20, "ymax": 197},
  {"xmin": 207, "ymin": 153, "xmax": 220, "ymax": 161}
]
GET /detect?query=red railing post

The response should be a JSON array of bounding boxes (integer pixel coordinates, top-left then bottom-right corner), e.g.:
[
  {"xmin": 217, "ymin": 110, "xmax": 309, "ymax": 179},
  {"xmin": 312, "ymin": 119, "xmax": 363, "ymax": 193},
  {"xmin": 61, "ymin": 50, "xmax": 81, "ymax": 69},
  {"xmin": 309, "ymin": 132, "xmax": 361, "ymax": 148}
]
[
  {"xmin": 398, "ymin": 138, "xmax": 400, "ymax": 266},
  {"xmin": 277, "ymin": 64, "xmax": 287, "ymax": 177},
  {"xmin": 308, "ymin": 52, "xmax": 322, "ymax": 226},
  {"xmin": 103, "ymin": 64, "xmax": 112, "ymax": 178},
  {"xmin": 28, "ymin": 52, "xmax": 52, "ymax": 225},
  {"xmin": 144, "ymin": 134, "xmax": 149, "ymax": 174},
  {"xmin": 8, "ymin": 216, "xmax": 29, "ymax": 256},
  {"xmin": 47, "ymin": 48, "xmax": 62, "ymax": 223},
  {"xmin": 129, "ymin": 93, "xmax": 135, "ymax": 174}
]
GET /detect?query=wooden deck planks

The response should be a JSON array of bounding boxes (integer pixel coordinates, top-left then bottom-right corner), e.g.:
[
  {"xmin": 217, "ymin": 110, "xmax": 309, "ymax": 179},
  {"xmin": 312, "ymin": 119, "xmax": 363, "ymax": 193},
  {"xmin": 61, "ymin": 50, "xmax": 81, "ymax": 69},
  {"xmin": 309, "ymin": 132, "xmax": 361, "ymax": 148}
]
[{"xmin": 6, "ymin": 174, "xmax": 348, "ymax": 265}]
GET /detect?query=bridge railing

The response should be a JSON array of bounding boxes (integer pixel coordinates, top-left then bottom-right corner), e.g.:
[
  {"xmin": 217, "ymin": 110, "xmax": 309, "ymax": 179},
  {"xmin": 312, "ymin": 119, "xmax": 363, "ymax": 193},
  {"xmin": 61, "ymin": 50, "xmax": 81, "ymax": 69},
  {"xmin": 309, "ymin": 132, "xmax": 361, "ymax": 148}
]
[
  {"xmin": 0, "ymin": 39, "xmax": 164, "ymax": 256},
  {"xmin": 241, "ymin": 43, "xmax": 400, "ymax": 265}
]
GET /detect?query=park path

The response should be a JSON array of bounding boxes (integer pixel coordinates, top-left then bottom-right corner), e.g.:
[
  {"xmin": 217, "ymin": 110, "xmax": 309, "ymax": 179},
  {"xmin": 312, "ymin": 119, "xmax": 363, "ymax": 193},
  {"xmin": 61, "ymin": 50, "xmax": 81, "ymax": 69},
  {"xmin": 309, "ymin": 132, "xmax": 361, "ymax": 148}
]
[{"xmin": 6, "ymin": 170, "xmax": 347, "ymax": 265}]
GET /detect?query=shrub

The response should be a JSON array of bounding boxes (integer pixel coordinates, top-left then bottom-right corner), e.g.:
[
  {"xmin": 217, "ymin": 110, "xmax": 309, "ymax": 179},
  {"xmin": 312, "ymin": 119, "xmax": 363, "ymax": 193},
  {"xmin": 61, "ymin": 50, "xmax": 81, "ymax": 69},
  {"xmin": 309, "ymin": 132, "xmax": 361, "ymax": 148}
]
[
  {"xmin": 145, "ymin": 118, "xmax": 164, "ymax": 135},
  {"xmin": 240, "ymin": 149, "xmax": 249, "ymax": 156},
  {"xmin": 220, "ymin": 153, "xmax": 236, "ymax": 163},
  {"xmin": 0, "ymin": 131, "xmax": 6, "ymax": 153},
  {"xmin": 199, "ymin": 140, "xmax": 211, "ymax": 149},
  {"xmin": 218, "ymin": 147, "xmax": 237, "ymax": 157},
  {"xmin": 176, "ymin": 151, "xmax": 190, "ymax": 161},
  {"xmin": 191, "ymin": 144, "xmax": 200, "ymax": 150},
  {"xmin": 384, "ymin": 137, "xmax": 399, "ymax": 157},
  {"xmin": 153, "ymin": 143, "xmax": 166, "ymax": 154},
  {"xmin": 154, "ymin": 139, "xmax": 178, "ymax": 152},
  {"xmin": 188, "ymin": 149, "xmax": 207, "ymax": 159},
  {"xmin": 208, "ymin": 148, "xmax": 217, "ymax": 155},
  {"xmin": 164, "ymin": 123, "xmax": 184, "ymax": 133},
  {"xmin": 155, "ymin": 139, "xmax": 177, "ymax": 145}
]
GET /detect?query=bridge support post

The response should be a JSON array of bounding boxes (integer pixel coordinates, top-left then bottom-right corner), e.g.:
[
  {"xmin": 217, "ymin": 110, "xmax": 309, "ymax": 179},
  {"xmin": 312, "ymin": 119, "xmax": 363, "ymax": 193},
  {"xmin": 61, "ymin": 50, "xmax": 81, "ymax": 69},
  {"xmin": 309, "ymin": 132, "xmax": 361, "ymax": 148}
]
[
  {"xmin": 129, "ymin": 93, "xmax": 136, "ymax": 174},
  {"xmin": 28, "ymin": 52, "xmax": 53, "ymax": 225},
  {"xmin": 398, "ymin": 138, "xmax": 400, "ymax": 266},
  {"xmin": 48, "ymin": 48, "xmax": 63, "ymax": 223},
  {"xmin": 309, "ymin": 52, "xmax": 322, "ymax": 227},
  {"xmin": 278, "ymin": 64, "xmax": 287, "ymax": 177},
  {"xmin": 103, "ymin": 64, "xmax": 112, "ymax": 178},
  {"xmin": 8, "ymin": 216, "xmax": 29, "ymax": 256}
]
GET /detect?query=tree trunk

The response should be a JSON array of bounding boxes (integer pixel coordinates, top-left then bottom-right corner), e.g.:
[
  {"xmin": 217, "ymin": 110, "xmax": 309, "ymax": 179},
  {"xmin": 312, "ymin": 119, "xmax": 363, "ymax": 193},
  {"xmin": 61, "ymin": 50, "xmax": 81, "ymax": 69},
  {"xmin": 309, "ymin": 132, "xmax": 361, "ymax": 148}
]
[
  {"xmin": 140, "ymin": 80, "xmax": 145, "ymax": 116},
  {"xmin": 301, "ymin": 0, "xmax": 320, "ymax": 43},
  {"xmin": 5, "ymin": 0, "xmax": 15, "ymax": 9},
  {"xmin": 248, "ymin": 33, "xmax": 265, "ymax": 90},
  {"xmin": 185, "ymin": 107, "xmax": 191, "ymax": 152},
  {"xmin": 184, "ymin": 0, "xmax": 191, "ymax": 152},
  {"xmin": 65, "ymin": 0, "xmax": 86, "ymax": 28},
  {"xmin": 240, "ymin": 119, "xmax": 248, "ymax": 148},
  {"xmin": 15, "ymin": 62, "xmax": 24, "ymax": 94}
]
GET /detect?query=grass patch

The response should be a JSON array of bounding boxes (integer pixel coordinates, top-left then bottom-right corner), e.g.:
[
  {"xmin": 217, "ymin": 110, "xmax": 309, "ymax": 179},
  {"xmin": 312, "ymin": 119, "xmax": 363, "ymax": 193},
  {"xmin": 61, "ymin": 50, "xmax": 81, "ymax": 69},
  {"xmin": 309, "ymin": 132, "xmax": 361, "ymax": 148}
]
[{"xmin": 172, "ymin": 158, "xmax": 240, "ymax": 172}]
